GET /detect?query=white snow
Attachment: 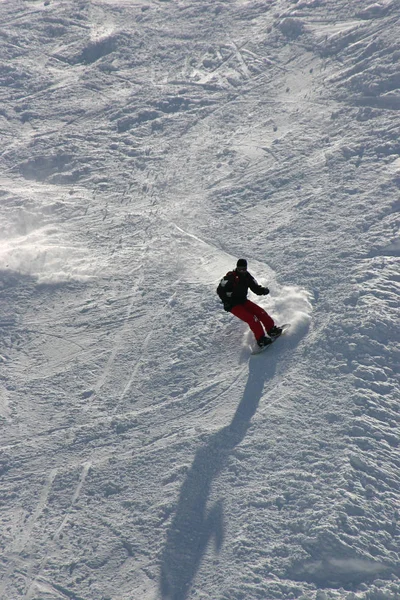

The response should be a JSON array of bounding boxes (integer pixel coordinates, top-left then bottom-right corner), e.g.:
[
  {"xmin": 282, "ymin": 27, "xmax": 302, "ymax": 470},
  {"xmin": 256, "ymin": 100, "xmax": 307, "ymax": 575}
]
[{"xmin": 0, "ymin": 1, "xmax": 399, "ymax": 599}]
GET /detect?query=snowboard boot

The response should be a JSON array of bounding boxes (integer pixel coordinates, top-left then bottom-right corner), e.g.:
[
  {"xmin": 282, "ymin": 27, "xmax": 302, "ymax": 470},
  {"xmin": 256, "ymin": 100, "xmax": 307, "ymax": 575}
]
[
  {"xmin": 257, "ymin": 335, "xmax": 272, "ymax": 348},
  {"xmin": 267, "ymin": 325, "xmax": 283, "ymax": 339}
]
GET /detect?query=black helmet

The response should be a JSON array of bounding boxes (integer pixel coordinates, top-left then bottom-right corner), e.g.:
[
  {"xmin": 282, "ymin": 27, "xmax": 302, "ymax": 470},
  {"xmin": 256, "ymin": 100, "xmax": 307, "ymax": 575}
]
[{"xmin": 236, "ymin": 258, "xmax": 247, "ymax": 269}]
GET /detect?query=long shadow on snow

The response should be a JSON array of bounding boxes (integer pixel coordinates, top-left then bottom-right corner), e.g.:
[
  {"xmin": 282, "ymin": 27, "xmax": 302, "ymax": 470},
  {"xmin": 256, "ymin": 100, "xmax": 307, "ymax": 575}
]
[{"xmin": 160, "ymin": 348, "xmax": 280, "ymax": 600}]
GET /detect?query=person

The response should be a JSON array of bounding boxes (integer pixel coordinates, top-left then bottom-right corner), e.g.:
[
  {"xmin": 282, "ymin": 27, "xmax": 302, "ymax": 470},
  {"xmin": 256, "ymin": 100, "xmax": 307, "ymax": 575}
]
[{"xmin": 217, "ymin": 258, "xmax": 282, "ymax": 348}]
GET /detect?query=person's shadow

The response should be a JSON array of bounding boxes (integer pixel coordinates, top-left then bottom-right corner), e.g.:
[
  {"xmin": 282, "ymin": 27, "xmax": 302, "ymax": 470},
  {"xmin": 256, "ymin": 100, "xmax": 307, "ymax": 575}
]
[{"xmin": 159, "ymin": 348, "xmax": 280, "ymax": 600}]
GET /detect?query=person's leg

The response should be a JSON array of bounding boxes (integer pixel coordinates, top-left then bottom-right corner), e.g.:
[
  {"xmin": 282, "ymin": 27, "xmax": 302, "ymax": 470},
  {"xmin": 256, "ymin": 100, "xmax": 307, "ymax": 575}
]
[
  {"xmin": 243, "ymin": 299, "xmax": 274, "ymax": 333},
  {"xmin": 231, "ymin": 303, "xmax": 265, "ymax": 341}
]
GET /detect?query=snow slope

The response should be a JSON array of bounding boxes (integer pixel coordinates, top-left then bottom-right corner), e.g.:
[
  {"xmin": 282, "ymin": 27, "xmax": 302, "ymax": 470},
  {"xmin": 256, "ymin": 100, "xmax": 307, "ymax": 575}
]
[{"xmin": 0, "ymin": 1, "xmax": 399, "ymax": 599}]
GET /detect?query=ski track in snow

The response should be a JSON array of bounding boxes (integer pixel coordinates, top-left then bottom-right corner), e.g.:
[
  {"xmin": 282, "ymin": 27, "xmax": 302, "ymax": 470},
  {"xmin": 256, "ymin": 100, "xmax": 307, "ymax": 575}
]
[{"xmin": 0, "ymin": 1, "xmax": 399, "ymax": 599}]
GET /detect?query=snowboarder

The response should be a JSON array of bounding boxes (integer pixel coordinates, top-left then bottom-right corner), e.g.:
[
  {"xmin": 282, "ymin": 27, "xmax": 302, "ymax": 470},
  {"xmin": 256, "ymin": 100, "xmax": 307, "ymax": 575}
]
[{"xmin": 217, "ymin": 259, "xmax": 282, "ymax": 348}]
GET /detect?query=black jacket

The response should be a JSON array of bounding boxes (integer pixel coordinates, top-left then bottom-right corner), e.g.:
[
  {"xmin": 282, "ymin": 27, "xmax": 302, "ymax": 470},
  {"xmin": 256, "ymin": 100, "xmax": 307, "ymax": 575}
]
[{"xmin": 217, "ymin": 269, "xmax": 268, "ymax": 310}]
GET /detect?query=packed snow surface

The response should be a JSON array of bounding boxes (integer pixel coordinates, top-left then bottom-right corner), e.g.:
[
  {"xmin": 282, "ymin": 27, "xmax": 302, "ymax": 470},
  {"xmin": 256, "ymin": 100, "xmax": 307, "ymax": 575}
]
[{"xmin": 0, "ymin": 1, "xmax": 399, "ymax": 599}]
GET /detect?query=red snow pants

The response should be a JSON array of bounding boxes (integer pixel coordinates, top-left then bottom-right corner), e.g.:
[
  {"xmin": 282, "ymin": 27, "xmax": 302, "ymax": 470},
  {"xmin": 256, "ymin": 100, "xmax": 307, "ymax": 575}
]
[{"xmin": 231, "ymin": 300, "xmax": 274, "ymax": 342}]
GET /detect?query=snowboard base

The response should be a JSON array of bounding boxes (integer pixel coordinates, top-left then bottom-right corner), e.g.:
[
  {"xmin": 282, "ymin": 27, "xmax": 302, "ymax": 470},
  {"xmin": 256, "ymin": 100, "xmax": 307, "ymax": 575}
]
[{"xmin": 251, "ymin": 324, "xmax": 290, "ymax": 355}]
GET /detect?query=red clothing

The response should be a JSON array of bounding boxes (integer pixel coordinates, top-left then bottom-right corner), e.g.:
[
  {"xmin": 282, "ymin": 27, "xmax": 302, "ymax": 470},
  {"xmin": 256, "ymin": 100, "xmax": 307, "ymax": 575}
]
[
  {"xmin": 231, "ymin": 300, "xmax": 274, "ymax": 342},
  {"xmin": 217, "ymin": 267, "xmax": 274, "ymax": 342}
]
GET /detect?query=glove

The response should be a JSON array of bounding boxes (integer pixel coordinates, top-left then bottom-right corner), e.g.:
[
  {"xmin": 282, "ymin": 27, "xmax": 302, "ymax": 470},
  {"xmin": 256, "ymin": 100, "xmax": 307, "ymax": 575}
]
[
  {"xmin": 223, "ymin": 302, "xmax": 232, "ymax": 312},
  {"xmin": 260, "ymin": 287, "xmax": 269, "ymax": 295}
]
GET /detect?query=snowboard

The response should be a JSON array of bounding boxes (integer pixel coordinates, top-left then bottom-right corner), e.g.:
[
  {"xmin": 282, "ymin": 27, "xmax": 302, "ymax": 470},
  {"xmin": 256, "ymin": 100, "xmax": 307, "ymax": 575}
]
[{"xmin": 251, "ymin": 324, "xmax": 290, "ymax": 355}]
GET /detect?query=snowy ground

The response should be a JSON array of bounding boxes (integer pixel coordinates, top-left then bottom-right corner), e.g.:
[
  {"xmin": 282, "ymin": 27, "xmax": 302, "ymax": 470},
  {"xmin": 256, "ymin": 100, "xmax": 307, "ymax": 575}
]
[{"xmin": 1, "ymin": 1, "xmax": 399, "ymax": 599}]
